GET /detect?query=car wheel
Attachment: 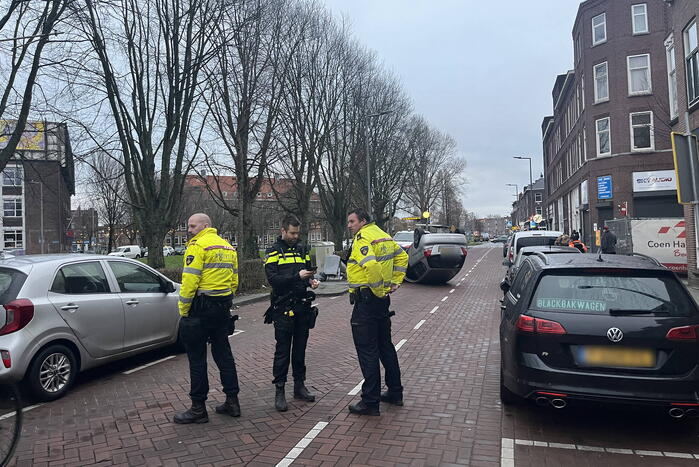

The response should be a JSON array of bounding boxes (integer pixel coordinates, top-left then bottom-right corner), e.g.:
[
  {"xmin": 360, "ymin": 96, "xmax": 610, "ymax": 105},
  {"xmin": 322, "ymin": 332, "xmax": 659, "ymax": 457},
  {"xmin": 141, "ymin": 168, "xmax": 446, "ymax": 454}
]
[
  {"xmin": 500, "ymin": 366, "xmax": 520, "ymax": 406},
  {"xmin": 135, "ymin": 254, "xmax": 141, "ymax": 259},
  {"xmin": 27, "ymin": 344, "xmax": 77, "ymax": 401}
]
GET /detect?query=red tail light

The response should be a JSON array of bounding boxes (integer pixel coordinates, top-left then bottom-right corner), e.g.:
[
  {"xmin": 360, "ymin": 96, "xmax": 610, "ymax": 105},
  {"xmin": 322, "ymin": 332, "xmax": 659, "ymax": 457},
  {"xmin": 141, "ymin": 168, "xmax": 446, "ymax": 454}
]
[
  {"xmin": 508, "ymin": 250, "xmax": 513, "ymax": 261},
  {"xmin": 460, "ymin": 247, "xmax": 468, "ymax": 256},
  {"xmin": 0, "ymin": 350, "xmax": 10, "ymax": 368},
  {"xmin": 423, "ymin": 247, "xmax": 433, "ymax": 258},
  {"xmin": 516, "ymin": 314, "xmax": 566, "ymax": 335},
  {"xmin": 666, "ymin": 325, "xmax": 699, "ymax": 341},
  {"xmin": 0, "ymin": 299, "xmax": 34, "ymax": 336}
]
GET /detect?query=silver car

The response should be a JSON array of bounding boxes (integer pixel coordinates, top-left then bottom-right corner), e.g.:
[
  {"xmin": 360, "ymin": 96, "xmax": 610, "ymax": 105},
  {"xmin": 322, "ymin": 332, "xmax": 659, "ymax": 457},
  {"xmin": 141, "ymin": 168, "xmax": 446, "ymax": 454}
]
[
  {"xmin": 0, "ymin": 255, "xmax": 181, "ymax": 401},
  {"xmin": 405, "ymin": 225, "xmax": 469, "ymax": 284}
]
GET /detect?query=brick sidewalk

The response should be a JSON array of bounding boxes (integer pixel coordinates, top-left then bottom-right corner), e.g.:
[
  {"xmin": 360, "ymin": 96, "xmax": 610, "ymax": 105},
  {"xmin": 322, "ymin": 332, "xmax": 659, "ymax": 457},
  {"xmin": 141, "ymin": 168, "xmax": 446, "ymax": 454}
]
[{"xmin": 11, "ymin": 247, "xmax": 502, "ymax": 467}]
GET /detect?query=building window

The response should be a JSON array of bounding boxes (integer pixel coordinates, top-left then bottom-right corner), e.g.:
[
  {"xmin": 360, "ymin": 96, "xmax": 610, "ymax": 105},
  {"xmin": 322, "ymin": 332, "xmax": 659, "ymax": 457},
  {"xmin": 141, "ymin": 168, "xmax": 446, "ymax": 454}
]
[
  {"xmin": 632, "ymin": 4, "xmax": 648, "ymax": 35},
  {"xmin": 627, "ymin": 54, "xmax": 652, "ymax": 95},
  {"xmin": 596, "ymin": 117, "xmax": 611, "ymax": 156},
  {"xmin": 535, "ymin": 193, "xmax": 542, "ymax": 203},
  {"xmin": 592, "ymin": 13, "xmax": 607, "ymax": 46},
  {"xmin": 535, "ymin": 207, "xmax": 543, "ymax": 216},
  {"xmin": 4, "ymin": 229, "xmax": 23, "ymax": 249},
  {"xmin": 593, "ymin": 62, "xmax": 609, "ymax": 103},
  {"xmin": 2, "ymin": 167, "xmax": 22, "ymax": 187},
  {"xmin": 630, "ymin": 111, "xmax": 654, "ymax": 151},
  {"xmin": 666, "ymin": 35, "xmax": 679, "ymax": 120},
  {"xmin": 3, "ymin": 198, "xmax": 22, "ymax": 217},
  {"xmin": 685, "ymin": 21, "xmax": 699, "ymax": 105}
]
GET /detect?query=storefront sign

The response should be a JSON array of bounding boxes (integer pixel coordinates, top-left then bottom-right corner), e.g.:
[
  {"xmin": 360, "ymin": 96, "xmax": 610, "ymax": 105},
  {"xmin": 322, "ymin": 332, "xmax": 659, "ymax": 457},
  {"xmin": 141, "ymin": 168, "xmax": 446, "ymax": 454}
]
[
  {"xmin": 632, "ymin": 170, "xmax": 677, "ymax": 192},
  {"xmin": 597, "ymin": 175, "xmax": 612, "ymax": 200}
]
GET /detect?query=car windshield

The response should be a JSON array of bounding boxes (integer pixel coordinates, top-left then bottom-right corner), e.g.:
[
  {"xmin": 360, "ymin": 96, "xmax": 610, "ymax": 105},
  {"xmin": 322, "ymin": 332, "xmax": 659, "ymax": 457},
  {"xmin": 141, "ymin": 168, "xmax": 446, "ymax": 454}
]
[
  {"xmin": 516, "ymin": 236, "xmax": 557, "ymax": 253},
  {"xmin": 531, "ymin": 272, "xmax": 696, "ymax": 317},
  {"xmin": 0, "ymin": 267, "xmax": 27, "ymax": 304},
  {"xmin": 116, "ymin": 247, "xmax": 128, "ymax": 252},
  {"xmin": 393, "ymin": 233, "xmax": 412, "ymax": 242}
]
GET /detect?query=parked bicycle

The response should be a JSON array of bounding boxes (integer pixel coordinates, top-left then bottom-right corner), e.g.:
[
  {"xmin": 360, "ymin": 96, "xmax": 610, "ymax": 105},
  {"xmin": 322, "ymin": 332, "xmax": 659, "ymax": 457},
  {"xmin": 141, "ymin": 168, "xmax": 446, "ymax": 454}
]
[{"xmin": 0, "ymin": 384, "xmax": 22, "ymax": 467}]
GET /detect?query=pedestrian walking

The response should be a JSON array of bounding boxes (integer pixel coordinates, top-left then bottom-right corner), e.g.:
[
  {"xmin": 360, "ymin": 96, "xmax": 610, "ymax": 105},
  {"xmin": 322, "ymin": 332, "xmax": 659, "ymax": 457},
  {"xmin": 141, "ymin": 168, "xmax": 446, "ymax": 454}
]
[
  {"xmin": 601, "ymin": 226, "xmax": 617, "ymax": 254},
  {"xmin": 173, "ymin": 213, "xmax": 241, "ymax": 424},
  {"xmin": 264, "ymin": 215, "xmax": 319, "ymax": 412},
  {"xmin": 569, "ymin": 231, "xmax": 588, "ymax": 252},
  {"xmin": 346, "ymin": 208, "xmax": 409, "ymax": 416}
]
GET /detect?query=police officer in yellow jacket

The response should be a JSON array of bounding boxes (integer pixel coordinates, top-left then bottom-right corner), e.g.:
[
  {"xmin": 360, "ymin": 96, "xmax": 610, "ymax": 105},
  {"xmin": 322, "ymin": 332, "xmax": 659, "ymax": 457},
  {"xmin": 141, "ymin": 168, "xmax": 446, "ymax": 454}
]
[
  {"xmin": 346, "ymin": 208, "xmax": 408, "ymax": 416},
  {"xmin": 173, "ymin": 213, "xmax": 241, "ymax": 424}
]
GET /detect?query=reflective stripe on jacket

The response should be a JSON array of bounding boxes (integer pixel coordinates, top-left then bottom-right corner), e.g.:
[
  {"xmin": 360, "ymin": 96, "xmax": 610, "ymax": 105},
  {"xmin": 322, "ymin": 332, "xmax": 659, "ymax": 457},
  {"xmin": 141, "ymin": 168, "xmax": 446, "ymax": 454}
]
[
  {"xmin": 347, "ymin": 223, "xmax": 409, "ymax": 298},
  {"xmin": 264, "ymin": 237, "xmax": 312, "ymax": 301},
  {"xmin": 178, "ymin": 227, "xmax": 238, "ymax": 317}
]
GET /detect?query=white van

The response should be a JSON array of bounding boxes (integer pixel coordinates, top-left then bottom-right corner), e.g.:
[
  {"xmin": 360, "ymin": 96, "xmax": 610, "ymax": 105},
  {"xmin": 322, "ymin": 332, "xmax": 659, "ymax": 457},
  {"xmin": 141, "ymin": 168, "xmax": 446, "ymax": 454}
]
[
  {"xmin": 505, "ymin": 230, "xmax": 563, "ymax": 265},
  {"xmin": 108, "ymin": 245, "xmax": 143, "ymax": 259}
]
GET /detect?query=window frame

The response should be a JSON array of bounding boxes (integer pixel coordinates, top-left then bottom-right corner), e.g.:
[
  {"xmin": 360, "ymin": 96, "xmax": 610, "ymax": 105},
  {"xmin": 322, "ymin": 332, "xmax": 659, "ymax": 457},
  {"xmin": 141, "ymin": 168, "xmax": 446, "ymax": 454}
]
[
  {"xmin": 631, "ymin": 4, "xmax": 648, "ymax": 35},
  {"xmin": 629, "ymin": 111, "xmax": 655, "ymax": 152},
  {"xmin": 684, "ymin": 20, "xmax": 699, "ymax": 106},
  {"xmin": 596, "ymin": 117, "xmax": 611, "ymax": 157},
  {"xmin": 592, "ymin": 13, "xmax": 607, "ymax": 46},
  {"xmin": 593, "ymin": 62, "xmax": 609, "ymax": 103},
  {"xmin": 50, "ymin": 261, "xmax": 112, "ymax": 295},
  {"xmin": 627, "ymin": 53, "xmax": 652, "ymax": 96},
  {"xmin": 535, "ymin": 193, "xmax": 543, "ymax": 203},
  {"xmin": 107, "ymin": 260, "xmax": 164, "ymax": 293},
  {"xmin": 3, "ymin": 229, "xmax": 22, "ymax": 250},
  {"xmin": 2, "ymin": 167, "xmax": 22, "ymax": 187},
  {"xmin": 2, "ymin": 197, "xmax": 22, "ymax": 217}
]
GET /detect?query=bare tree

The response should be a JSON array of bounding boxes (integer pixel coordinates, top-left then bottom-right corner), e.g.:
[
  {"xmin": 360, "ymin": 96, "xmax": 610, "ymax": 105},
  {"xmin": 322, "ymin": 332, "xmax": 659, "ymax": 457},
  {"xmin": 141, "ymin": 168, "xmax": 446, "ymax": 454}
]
[
  {"xmin": 0, "ymin": 0, "xmax": 70, "ymax": 171},
  {"xmin": 72, "ymin": 0, "xmax": 226, "ymax": 268},
  {"xmin": 85, "ymin": 150, "xmax": 128, "ymax": 253}
]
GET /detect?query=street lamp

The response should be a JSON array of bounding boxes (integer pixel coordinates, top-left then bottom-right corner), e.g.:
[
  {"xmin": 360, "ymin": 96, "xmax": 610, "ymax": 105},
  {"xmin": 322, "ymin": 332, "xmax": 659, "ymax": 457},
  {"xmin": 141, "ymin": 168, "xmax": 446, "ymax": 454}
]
[
  {"xmin": 363, "ymin": 110, "xmax": 394, "ymax": 212},
  {"xmin": 513, "ymin": 156, "xmax": 533, "ymax": 189},
  {"xmin": 514, "ymin": 156, "xmax": 533, "ymax": 220},
  {"xmin": 28, "ymin": 181, "xmax": 45, "ymax": 254},
  {"xmin": 505, "ymin": 183, "xmax": 518, "ymax": 197}
]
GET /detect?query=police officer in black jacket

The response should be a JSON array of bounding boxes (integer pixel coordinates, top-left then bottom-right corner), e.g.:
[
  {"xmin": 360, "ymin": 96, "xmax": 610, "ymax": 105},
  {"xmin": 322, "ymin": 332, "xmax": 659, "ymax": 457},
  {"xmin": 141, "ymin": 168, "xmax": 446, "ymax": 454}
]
[{"xmin": 264, "ymin": 215, "xmax": 319, "ymax": 411}]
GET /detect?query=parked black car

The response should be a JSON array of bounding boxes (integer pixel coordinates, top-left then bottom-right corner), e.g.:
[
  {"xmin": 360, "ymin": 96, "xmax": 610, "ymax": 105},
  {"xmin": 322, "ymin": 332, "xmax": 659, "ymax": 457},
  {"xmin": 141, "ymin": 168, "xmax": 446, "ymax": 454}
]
[
  {"xmin": 174, "ymin": 245, "xmax": 186, "ymax": 255},
  {"xmin": 499, "ymin": 253, "xmax": 699, "ymax": 418}
]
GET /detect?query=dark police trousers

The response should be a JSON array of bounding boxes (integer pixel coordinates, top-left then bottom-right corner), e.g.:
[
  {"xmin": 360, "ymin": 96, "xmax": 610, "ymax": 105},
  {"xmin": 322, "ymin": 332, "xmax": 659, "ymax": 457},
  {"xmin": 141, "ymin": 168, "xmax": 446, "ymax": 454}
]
[
  {"xmin": 180, "ymin": 295, "xmax": 239, "ymax": 402},
  {"xmin": 351, "ymin": 292, "xmax": 403, "ymax": 408},
  {"xmin": 272, "ymin": 307, "xmax": 310, "ymax": 385}
]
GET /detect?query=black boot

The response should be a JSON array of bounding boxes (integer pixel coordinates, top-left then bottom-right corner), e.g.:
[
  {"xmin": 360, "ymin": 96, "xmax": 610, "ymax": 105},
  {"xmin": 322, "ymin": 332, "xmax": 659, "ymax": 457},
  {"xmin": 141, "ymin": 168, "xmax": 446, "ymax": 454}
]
[
  {"xmin": 380, "ymin": 391, "xmax": 404, "ymax": 406},
  {"xmin": 293, "ymin": 382, "xmax": 315, "ymax": 402},
  {"xmin": 275, "ymin": 384, "xmax": 288, "ymax": 412},
  {"xmin": 215, "ymin": 395, "xmax": 241, "ymax": 417},
  {"xmin": 348, "ymin": 400, "xmax": 380, "ymax": 416},
  {"xmin": 173, "ymin": 400, "xmax": 208, "ymax": 424}
]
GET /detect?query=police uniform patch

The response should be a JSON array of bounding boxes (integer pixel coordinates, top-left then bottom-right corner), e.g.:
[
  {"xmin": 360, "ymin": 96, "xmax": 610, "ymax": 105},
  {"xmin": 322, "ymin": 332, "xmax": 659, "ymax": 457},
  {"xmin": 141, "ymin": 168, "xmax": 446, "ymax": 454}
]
[
  {"xmin": 360, "ymin": 246, "xmax": 369, "ymax": 255},
  {"xmin": 186, "ymin": 255, "xmax": 195, "ymax": 265}
]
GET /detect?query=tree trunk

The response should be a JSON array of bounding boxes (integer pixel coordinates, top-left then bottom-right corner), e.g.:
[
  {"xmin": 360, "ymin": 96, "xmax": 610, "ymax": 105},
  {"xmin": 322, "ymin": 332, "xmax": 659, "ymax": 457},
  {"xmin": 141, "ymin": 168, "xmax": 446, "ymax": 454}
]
[
  {"xmin": 142, "ymin": 226, "xmax": 166, "ymax": 269},
  {"xmin": 107, "ymin": 224, "xmax": 115, "ymax": 253},
  {"xmin": 238, "ymin": 198, "xmax": 257, "ymax": 259}
]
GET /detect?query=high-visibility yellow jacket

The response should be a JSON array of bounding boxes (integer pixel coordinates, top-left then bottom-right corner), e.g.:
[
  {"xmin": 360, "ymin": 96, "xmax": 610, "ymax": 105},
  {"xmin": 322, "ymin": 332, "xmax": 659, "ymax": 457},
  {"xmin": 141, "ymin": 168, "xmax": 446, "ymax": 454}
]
[
  {"xmin": 347, "ymin": 222, "xmax": 408, "ymax": 298},
  {"xmin": 178, "ymin": 227, "xmax": 238, "ymax": 317}
]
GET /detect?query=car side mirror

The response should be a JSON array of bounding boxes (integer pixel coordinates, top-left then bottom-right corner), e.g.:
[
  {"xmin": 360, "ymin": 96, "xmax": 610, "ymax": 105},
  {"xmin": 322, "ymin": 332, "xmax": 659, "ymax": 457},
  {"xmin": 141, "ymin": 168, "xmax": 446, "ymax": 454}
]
[
  {"xmin": 162, "ymin": 281, "xmax": 176, "ymax": 294},
  {"xmin": 502, "ymin": 259, "xmax": 512, "ymax": 267},
  {"xmin": 499, "ymin": 280, "xmax": 510, "ymax": 293}
]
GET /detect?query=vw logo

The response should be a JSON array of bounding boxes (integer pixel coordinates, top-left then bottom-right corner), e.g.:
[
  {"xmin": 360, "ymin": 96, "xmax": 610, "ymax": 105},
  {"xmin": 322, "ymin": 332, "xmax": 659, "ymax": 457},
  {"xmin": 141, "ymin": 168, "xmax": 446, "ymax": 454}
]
[{"xmin": 607, "ymin": 327, "xmax": 624, "ymax": 343}]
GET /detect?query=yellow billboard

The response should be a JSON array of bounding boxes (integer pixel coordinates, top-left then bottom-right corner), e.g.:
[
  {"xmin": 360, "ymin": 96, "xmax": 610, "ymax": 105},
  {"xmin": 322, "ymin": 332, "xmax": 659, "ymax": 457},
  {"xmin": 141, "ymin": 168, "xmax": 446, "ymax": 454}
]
[{"xmin": 0, "ymin": 120, "xmax": 45, "ymax": 151}]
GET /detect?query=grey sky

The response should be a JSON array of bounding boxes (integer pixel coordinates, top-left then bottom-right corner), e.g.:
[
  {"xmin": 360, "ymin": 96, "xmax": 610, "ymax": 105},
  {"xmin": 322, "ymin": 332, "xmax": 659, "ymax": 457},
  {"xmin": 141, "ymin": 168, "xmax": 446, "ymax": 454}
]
[{"xmin": 320, "ymin": 0, "xmax": 580, "ymax": 218}]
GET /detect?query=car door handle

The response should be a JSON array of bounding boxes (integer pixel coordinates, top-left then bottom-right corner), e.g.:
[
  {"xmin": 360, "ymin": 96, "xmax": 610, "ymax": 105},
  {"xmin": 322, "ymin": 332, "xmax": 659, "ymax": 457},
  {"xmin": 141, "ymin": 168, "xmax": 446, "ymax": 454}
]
[
  {"xmin": 500, "ymin": 305, "xmax": 507, "ymax": 311},
  {"xmin": 61, "ymin": 304, "xmax": 79, "ymax": 311},
  {"xmin": 126, "ymin": 299, "xmax": 139, "ymax": 305}
]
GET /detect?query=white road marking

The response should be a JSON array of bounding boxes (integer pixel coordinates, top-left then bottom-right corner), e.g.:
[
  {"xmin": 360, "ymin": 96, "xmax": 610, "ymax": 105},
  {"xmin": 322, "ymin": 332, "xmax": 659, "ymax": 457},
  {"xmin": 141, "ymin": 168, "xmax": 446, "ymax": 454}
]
[
  {"xmin": 348, "ymin": 380, "xmax": 364, "ymax": 396},
  {"xmin": 505, "ymin": 437, "xmax": 699, "ymax": 463},
  {"xmin": 449, "ymin": 289, "xmax": 455, "ymax": 294},
  {"xmin": 276, "ymin": 421, "xmax": 329, "ymax": 466},
  {"xmin": 429, "ymin": 306, "xmax": 439, "ymax": 314},
  {"xmin": 441, "ymin": 296, "xmax": 448, "ymax": 302},
  {"xmin": 123, "ymin": 355, "xmax": 176, "ymax": 375},
  {"xmin": 0, "ymin": 403, "xmax": 42, "ymax": 421},
  {"xmin": 414, "ymin": 320, "xmax": 426, "ymax": 330},
  {"xmin": 395, "ymin": 339, "xmax": 407, "ymax": 350},
  {"xmin": 330, "ymin": 296, "xmax": 340, "ymax": 300},
  {"xmin": 230, "ymin": 329, "xmax": 245, "ymax": 336}
]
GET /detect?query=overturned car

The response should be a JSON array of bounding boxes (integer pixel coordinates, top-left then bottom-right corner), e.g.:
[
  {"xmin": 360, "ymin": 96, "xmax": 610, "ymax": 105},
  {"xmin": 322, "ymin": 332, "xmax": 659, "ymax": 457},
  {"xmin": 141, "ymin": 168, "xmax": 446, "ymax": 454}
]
[{"xmin": 402, "ymin": 225, "xmax": 468, "ymax": 284}]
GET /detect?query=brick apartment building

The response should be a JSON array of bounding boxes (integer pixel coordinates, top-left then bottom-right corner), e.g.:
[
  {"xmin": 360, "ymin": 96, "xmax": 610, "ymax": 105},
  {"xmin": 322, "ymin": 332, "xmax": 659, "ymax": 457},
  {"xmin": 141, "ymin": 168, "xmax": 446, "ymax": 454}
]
[
  {"xmin": 667, "ymin": 0, "xmax": 699, "ymax": 286},
  {"xmin": 543, "ymin": 0, "xmax": 682, "ymax": 249},
  {"xmin": 510, "ymin": 177, "xmax": 545, "ymax": 229},
  {"xmin": 0, "ymin": 121, "xmax": 74, "ymax": 254}
]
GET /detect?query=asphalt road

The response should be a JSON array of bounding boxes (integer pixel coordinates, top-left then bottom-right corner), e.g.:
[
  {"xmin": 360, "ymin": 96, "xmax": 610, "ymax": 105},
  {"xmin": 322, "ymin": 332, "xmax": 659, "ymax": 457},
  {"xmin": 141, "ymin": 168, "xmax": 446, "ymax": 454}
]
[{"xmin": 7, "ymin": 243, "xmax": 699, "ymax": 466}]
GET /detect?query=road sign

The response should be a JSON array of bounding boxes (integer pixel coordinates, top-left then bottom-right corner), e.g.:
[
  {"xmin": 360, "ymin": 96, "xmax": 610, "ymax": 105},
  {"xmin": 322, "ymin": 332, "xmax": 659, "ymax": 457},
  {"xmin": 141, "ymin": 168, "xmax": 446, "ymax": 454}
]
[
  {"xmin": 597, "ymin": 175, "xmax": 612, "ymax": 200},
  {"xmin": 671, "ymin": 132, "xmax": 699, "ymax": 204},
  {"xmin": 506, "ymin": 220, "xmax": 512, "ymax": 228}
]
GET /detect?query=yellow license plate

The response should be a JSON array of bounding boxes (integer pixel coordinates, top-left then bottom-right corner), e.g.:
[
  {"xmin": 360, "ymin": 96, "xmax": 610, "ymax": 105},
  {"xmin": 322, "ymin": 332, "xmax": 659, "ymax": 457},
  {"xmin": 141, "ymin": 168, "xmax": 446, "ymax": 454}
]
[{"xmin": 581, "ymin": 346, "xmax": 656, "ymax": 368}]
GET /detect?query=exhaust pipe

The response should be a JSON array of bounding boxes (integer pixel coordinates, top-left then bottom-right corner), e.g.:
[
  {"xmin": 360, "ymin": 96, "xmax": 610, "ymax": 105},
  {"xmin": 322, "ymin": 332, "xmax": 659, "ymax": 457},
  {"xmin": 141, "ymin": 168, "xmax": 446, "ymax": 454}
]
[
  {"xmin": 551, "ymin": 398, "xmax": 567, "ymax": 409},
  {"xmin": 685, "ymin": 408, "xmax": 699, "ymax": 418},
  {"xmin": 535, "ymin": 396, "xmax": 550, "ymax": 407},
  {"xmin": 669, "ymin": 408, "xmax": 685, "ymax": 419}
]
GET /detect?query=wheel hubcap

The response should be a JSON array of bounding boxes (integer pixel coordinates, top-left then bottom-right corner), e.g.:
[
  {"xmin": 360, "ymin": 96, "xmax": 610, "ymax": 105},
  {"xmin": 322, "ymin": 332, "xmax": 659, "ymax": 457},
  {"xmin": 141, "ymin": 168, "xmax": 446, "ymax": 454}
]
[{"xmin": 39, "ymin": 353, "xmax": 71, "ymax": 393}]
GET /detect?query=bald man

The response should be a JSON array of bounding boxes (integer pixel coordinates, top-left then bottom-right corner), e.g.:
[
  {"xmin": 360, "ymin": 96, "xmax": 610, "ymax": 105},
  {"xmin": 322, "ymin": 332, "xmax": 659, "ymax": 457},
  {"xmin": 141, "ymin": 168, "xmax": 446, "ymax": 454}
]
[{"xmin": 174, "ymin": 213, "xmax": 241, "ymax": 424}]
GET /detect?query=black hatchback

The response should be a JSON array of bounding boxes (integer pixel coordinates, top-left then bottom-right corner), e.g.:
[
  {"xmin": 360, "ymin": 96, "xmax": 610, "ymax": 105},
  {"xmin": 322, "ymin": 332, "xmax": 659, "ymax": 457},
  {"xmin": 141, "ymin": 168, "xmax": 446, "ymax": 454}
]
[{"xmin": 499, "ymin": 253, "xmax": 699, "ymax": 418}]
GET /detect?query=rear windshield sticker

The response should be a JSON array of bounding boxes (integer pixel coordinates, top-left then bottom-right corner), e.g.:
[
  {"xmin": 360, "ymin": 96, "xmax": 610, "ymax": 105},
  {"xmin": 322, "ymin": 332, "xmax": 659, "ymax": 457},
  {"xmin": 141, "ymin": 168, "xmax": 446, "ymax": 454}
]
[{"xmin": 536, "ymin": 298, "xmax": 606, "ymax": 312}]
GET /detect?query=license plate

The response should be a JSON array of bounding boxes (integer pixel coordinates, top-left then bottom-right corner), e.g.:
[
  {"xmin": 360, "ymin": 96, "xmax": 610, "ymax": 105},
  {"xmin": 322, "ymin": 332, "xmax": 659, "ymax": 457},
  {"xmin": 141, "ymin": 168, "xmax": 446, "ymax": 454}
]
[
  {"xmin": 580, "ymin": 346, "xmax": 656, "ymax": 368},
  {"xmin": 439, "ymin": 246, "xmax": 458, "ymax": 255}
]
